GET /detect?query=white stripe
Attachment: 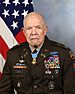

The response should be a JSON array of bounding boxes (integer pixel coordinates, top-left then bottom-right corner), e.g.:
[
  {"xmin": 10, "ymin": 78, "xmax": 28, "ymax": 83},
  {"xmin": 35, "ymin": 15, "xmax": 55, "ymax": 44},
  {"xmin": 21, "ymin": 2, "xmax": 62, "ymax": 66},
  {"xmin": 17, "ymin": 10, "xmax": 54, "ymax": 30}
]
[
  {"xmin": 0, "ymin": 17, "xmax": 18, "ymax": 48},
  {"xmin": 0, "ymin": 54, "xmax": 5, "ymax": 73}
]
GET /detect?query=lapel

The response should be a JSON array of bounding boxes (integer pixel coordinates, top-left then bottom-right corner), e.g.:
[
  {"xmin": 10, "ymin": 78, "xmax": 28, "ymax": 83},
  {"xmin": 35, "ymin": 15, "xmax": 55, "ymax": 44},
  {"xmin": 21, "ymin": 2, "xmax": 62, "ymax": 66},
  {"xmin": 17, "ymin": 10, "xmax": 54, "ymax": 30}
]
[
  {"xmin": 37, "ymin": 36, "xmax": 53, "ymax": 64},
  {"xmin": 20, "ymin": 42, "xmax": 32, "ymax": 67}
]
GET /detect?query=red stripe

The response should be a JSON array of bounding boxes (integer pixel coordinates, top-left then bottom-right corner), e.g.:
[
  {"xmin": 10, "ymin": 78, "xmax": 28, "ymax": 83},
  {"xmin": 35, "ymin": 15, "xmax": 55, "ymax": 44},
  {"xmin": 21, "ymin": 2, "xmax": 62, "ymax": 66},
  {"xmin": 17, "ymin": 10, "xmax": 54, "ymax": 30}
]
[
  {"xmin": 0, "ymin": 36, "xmax": 9, "ymax": 60},
  {"xmin": 15, "ymin": 29, "xmax": 26, "ymax": 43}
]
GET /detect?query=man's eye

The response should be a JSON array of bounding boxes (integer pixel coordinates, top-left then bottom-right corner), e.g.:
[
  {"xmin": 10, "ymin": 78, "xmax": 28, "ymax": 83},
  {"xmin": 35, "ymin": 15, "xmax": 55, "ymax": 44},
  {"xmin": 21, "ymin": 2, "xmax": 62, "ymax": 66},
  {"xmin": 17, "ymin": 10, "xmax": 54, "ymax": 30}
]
[
  {"xmin": 26, "ymin": 27, "xmax": 32, "ymax": 30},
  {"xmin": 36, "ymin": 26, "xmax": 42, "ymax": 29}
]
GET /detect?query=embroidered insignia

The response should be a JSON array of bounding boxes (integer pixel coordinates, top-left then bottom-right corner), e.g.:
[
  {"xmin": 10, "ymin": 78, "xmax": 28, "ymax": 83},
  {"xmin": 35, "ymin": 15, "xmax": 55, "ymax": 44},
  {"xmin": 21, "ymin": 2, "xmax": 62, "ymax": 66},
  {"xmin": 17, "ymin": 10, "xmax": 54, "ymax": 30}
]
[
  {"xmin": 48, "ymin": 81, "xmax": 55, "ymax": 90},
  {"xmin": 19, "ymin": 60, "xmax": 25, "ymax": 63},
  {"xmin": 14, "ymin": 59, "xmax": 27, "ymax": 69}
]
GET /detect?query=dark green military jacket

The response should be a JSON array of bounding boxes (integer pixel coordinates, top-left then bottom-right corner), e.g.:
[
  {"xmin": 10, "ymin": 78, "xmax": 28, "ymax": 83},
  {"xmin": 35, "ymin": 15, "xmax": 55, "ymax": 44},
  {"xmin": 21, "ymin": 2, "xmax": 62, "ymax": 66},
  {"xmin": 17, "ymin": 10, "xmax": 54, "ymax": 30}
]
[{"xmin": 0, "ymin": 36, "xmax": 75, "ymax": 94}]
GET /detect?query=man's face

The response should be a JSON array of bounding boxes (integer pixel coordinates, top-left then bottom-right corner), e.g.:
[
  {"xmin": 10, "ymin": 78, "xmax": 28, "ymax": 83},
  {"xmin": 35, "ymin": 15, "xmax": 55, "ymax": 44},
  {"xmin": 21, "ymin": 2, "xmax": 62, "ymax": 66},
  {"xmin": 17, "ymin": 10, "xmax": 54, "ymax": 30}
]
[{"xmin": 23, "ymin": 13, "xmax": 48, "ymax": 47}]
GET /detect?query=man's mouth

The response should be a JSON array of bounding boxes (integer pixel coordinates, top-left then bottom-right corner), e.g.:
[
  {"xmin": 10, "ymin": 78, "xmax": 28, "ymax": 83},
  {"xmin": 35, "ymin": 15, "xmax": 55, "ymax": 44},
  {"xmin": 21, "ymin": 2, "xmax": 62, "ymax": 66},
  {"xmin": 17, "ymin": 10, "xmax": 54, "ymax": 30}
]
[{"xmin": 31, "ymin": 38, "xmax": 38, "ymax": 40}]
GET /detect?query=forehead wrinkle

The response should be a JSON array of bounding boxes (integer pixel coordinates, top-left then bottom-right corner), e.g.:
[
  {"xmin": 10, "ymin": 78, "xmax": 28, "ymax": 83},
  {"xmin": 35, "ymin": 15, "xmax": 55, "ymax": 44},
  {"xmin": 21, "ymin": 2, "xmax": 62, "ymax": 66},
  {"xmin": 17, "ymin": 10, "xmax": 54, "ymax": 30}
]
[{"xmin": 23, "ymin": 12, "xmax": 46, "ymax": 28}]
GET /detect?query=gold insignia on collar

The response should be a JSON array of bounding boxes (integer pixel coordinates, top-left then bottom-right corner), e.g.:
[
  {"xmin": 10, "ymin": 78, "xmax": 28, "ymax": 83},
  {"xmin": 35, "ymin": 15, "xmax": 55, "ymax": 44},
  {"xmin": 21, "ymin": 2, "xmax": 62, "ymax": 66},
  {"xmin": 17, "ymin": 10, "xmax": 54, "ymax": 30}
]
[{"xmin": 41, "ymin": 54, "xmax": 46, "ymax": 57}]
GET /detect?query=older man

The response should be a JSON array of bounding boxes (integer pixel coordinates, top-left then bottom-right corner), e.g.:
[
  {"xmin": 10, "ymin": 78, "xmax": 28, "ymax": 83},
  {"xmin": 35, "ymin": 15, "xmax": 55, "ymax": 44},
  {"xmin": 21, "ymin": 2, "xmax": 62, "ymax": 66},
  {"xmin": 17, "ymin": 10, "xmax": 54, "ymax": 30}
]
[{"xmin": 0, "ymin": 12, "xmax": 75, "ymax": 94}]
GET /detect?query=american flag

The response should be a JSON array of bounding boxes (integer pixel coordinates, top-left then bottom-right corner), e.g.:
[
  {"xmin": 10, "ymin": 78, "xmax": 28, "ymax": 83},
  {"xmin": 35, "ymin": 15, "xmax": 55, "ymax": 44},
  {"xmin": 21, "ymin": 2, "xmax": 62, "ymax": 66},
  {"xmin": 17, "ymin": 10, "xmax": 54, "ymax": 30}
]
[{"xmin": 0, "ymin": 0, "xmax": 34, "ymax": 79}]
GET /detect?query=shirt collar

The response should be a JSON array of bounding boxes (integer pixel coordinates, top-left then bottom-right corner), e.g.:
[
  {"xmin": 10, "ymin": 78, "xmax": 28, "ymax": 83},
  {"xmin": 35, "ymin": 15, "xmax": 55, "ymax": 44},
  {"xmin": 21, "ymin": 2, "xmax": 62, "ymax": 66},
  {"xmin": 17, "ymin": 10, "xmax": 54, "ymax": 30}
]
[{"xmin": 29, "ymin": 42, "xmax": 44, "ymax": 53}]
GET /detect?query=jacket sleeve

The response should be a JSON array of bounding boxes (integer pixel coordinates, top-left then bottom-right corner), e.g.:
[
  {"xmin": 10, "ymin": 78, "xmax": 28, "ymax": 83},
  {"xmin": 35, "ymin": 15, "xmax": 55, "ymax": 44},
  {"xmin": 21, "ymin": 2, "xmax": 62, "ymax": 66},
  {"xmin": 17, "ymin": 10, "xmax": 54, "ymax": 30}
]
[
  {"xmin": 0, "ymin": 51, "xmax": 14, "ymax": 94},
  {"xmin": 63, "ymin": 49, "xmax": 75, "ymax": 94}
]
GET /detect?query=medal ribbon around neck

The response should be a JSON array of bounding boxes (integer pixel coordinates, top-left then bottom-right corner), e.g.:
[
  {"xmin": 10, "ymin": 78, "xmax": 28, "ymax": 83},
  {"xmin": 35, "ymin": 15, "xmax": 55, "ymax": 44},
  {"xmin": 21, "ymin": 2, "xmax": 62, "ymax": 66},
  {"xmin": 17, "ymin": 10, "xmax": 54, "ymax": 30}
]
[{"xmin": 31, "ymin": 49, "xmax": 39, "ymax": 64}]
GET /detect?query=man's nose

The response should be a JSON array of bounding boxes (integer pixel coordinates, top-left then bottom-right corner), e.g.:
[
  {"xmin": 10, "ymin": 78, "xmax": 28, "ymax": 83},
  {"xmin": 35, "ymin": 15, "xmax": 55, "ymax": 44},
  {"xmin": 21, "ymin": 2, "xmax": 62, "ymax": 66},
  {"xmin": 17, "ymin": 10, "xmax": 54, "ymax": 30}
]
[{"xmin": 31, "ymin": 27, "xmax": 37, "ymax": 34}]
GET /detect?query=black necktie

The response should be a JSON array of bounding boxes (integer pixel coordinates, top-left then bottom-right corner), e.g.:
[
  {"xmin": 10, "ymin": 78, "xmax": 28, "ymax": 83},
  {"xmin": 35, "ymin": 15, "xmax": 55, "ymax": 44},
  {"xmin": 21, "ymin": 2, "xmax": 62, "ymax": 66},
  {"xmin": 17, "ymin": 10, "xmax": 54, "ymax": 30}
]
[{"xmin": 32, "ymin": 49, "xmax": 37, "ymax": 54}]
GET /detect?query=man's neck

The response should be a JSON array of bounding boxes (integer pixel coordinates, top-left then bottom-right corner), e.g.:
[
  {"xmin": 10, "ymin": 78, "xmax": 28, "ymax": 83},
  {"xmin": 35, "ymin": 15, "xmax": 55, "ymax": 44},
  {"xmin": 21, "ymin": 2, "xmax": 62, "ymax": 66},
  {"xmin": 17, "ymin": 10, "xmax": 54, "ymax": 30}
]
[{"xmin": 29, "ymin": 42, "xmax": 44, "ymax": 52}]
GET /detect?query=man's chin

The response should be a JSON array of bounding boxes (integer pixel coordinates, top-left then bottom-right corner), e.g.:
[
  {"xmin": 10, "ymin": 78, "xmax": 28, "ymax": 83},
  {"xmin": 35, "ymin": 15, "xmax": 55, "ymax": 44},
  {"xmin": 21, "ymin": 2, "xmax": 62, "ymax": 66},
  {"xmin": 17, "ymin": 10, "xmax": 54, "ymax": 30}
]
[
  {"xmin": 32, "ymin": 43, "xmax": 38, "ymax": 46},
  {"xmin": 30, "ymin": 42, "xmax": 39, "ymax": 47},
  {"xmin": 31, "ymin": 40, "xmax": 38, "ymax": 44}
]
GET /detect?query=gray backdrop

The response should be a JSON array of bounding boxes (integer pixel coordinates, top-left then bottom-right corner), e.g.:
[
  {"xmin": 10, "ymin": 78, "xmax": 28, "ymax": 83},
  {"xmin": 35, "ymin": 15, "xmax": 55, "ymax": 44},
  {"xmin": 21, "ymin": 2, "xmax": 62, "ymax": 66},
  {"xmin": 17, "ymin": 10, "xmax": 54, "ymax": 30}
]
[{"xmin": 33, "ymin": 0, "xmax": 75, "ymax": 55}]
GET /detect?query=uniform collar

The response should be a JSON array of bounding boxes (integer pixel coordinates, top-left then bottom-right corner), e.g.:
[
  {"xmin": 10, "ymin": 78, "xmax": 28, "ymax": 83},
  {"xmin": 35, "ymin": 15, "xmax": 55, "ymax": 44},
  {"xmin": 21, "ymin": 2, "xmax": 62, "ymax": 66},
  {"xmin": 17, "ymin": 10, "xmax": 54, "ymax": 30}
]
[{"xmin": 29, "ymin": 41, "xmax": 44, "ymax": 53}]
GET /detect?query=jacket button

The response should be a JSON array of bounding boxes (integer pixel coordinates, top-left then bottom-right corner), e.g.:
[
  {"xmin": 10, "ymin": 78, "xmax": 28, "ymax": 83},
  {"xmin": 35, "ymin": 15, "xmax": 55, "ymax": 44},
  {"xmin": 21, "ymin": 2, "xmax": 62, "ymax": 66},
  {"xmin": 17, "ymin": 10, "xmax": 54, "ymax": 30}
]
[{"xmin": 33, "ymin": 85, "xmax": 38, "ymax": 89}]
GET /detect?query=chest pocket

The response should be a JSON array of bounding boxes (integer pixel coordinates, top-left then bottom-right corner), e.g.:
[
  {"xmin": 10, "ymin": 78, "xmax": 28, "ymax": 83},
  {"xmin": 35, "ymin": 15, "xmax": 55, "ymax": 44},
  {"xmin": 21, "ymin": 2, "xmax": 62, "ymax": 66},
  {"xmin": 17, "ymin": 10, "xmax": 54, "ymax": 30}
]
[
  {"xmin": 12, "ymin": 64, "xmax": 32, "ymax": 90},
  {"xmin": 13, "ymin": 68, "xmax": 25, "ymax": 78},
  {"xmin": 43, "ymin": 53, "xmax": 62, "ymax": 90},
  {"xmin": 11, "ymin": 69, "xmax": 25, "ymax": 91},
  {"xmin": 44, "ymin": 68, "xmax": 62, "ymax": 90},
  {"xmin": 43, "ymin": 52, "xmax": 61, "ymax": 79},
  {"xmin": 44, "ymin": 68, "xmax": 61, "ymax": 80}
]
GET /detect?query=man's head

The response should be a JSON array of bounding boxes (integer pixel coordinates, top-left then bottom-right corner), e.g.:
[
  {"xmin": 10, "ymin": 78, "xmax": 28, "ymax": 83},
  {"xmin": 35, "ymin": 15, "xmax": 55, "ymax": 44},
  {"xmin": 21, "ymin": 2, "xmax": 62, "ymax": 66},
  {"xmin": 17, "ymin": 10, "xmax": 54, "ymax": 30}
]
[{"xmin": 23, "ymin": 12, "xmax": 48, "ymax": 48}]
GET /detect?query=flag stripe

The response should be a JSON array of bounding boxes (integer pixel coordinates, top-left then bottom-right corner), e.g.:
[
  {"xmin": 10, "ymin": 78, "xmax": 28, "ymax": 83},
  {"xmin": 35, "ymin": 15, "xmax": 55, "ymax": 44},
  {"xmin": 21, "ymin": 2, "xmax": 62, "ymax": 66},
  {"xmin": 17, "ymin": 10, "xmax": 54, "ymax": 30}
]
[
  {"xmin": 0, "ymin": 54, "xmax": 5, "ymax": 73},
  {"xmin": 0, "ymin": 0, "xmax": 34, "ymax": 78},
  {"xmin": 15, "ymin": 29, "xmax": 26, "ymax": 43},
  {"xmin": 0, "ymin": 36, "xmax": 9, "ymax": 60},
  {"xmin": 0, "ymin": 17, "xmax": 18, "ymax": 48}
]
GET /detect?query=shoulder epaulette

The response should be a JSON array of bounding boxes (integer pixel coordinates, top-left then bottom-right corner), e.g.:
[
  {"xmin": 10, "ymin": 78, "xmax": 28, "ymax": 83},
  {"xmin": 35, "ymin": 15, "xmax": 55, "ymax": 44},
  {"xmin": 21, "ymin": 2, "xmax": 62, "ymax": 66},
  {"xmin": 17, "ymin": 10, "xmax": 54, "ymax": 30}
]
[
  {"xmin": 9, "ymin": 44, "xmax": 20, "ymax": 51},
  {"xmin": 50, "ymin": 40, "xmax": 70, "ymax": 50},
  {"xmin": 9, "ymin": 42, "xmax": 26, "ymax": 51},
  {"xmin": 56, "ymin": 42, "xmax": 70, "ymax": 50}
]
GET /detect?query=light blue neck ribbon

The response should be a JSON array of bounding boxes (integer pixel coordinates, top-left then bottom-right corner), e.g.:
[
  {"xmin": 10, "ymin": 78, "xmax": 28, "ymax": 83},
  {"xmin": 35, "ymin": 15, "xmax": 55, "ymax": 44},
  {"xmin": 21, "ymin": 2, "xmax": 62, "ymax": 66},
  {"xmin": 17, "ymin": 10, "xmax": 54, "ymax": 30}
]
[{"xmin": 31, "ymin": 50, "xmax": 39, "ymax": 59}]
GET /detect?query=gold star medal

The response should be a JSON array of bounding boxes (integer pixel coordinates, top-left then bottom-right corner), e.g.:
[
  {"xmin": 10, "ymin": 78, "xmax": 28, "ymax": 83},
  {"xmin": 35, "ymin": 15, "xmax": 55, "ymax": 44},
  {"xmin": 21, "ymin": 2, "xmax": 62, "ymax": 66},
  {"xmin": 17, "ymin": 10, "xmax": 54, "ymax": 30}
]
[
  {"xmin": 32, "ymin": 58, "xmax": 37, "ymax": 64},
  {"xmin": 31, "ymin": 49, "xmax": 38, "ymax": 65}
]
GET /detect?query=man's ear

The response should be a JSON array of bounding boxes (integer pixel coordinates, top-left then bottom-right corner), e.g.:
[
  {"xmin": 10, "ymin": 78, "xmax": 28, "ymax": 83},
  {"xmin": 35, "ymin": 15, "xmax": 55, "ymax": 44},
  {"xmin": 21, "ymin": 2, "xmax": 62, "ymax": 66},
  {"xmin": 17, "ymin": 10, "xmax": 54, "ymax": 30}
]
[
  {"xmin": 44, "ymin": 25, "xmax": 48, "ymax": 34},
  {"xmin": 45, "ymin": 26, "xmax": 48, "ymax": 31}
]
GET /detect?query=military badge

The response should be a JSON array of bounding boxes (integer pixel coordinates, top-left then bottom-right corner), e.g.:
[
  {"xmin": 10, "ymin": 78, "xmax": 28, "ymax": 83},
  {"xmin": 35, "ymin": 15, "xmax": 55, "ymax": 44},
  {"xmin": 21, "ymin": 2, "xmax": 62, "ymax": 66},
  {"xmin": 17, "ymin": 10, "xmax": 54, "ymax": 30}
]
[
  {"xmin": 14, "ymin": 59, "xmax": 27, "ymax": 69},
  {"xmin": 32, "ymin": 58, "xmax": 37, "ymax": 65},
  {"xmin": 48, "ymin": 81, "xmax": 55, "ymax": 90},
  {"xmin": 17, "ymin": 82, "xmax": 22, "ymax": 88},
  {"xmin": 31, "ymin": 49, "xmax": 39, "ymax": 65}
]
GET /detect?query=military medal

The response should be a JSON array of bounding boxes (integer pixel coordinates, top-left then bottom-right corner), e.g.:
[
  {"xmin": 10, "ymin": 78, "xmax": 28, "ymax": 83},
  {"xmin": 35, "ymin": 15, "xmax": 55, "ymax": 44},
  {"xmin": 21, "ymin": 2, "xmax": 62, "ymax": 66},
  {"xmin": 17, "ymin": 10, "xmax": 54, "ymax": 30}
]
[
  {"xmin": 44, "ymin": 51, "xmax": 60, "ymax": 75},
  {"xmin": 32, "ymin": 58, "xmax": 37, "ymax": 64},
  {"xmin": 31, "ymin": 49, "xmax": 38, "ymax": 65}
]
